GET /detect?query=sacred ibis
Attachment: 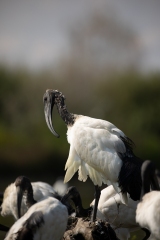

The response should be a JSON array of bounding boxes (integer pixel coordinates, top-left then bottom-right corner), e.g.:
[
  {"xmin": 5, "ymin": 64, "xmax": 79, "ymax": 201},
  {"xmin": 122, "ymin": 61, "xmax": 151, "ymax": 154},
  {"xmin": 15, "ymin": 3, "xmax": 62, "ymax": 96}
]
[
  {"xmin": 4, "ymin": 197, "xmax": 68, "ymax": 240},
  {"xmin": 15, "ymin": 176, "xmax": 74, "ymax": 217},
  {"xmin": 136, "ymin": 160, "xmax": 160, "ymax": 240},
  {"xmin": 4, "ymin": 175, "xmax": 69, "ymax": 240},
  {"xmin": 0, "ymin": 176, "xmax": 60, "ymax": 220},
  {"xmin": 43, "ymin": 89, "xmax": 142, "ymax": 221}
]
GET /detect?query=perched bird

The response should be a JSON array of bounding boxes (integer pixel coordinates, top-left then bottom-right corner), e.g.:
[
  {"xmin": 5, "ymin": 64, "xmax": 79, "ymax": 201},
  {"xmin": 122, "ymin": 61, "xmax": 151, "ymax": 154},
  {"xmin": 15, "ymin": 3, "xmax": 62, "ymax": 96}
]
[
  {"xmin": 43, "ymin": 89, "xmax": 142, "ymax": 221},
  {"xmin": 136, "ymin": 160, "xmax": 160, "ymax": 240},
  {"xmin": 0, "ymin": 176, "xmax": 60, "ymax": 220},
  {"xmin": 4, "ymin": 197, "xmax": 68, "ymax": 240},
  {"xmin": 62, "ymin": 185, "xmax": 140, "ymax": 240},
  {"xmin": 15, "ymin": 176, "xmax": 73, "ymax": 217},
  {"xmin": 4, "ymin": 175, "xmax": 68, "ymax": 240},
  {"xmin": 91, "ymin": 186, "xmax": 140, "ymax": 239}
]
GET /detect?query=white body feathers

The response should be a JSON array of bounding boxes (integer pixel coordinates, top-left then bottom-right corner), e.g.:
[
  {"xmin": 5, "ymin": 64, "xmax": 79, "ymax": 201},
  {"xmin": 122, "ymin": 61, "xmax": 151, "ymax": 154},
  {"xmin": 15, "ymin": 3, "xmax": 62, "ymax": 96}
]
[
  {"xmin": 136, "ymin": 191, "xmax": 160, "ymax": 240},
  {"xmin": 53, "ymin": 178, "xmax": 68, "ymax": 196},
  {"xmin": 90, "ymin": 185, "xmax": 139, "ymax": 240},
  {"xmin": 65, "ymin": 115, "xmax": 127, "ymax": 204},
  {"xmin": 1, "ymin": 181, "xmax": 56, "ymax": 220},
  {"xmin": 4, "ymin": 197, "xmax": 68, "ymax": 240}
]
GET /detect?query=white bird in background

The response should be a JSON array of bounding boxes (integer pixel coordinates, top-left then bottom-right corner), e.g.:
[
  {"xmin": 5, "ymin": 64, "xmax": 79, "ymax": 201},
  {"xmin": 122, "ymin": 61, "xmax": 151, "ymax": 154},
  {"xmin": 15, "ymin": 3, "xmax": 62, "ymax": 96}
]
[
  {"xmin": 91, "ymin": 185, "xmax": 140, "ymax": 240},
  {"xmin": 53, "ymin": 176, "xmax": 69, "ymax": 196},
  {"xmin": 136, "ymin": 160, "xmax": 160, "ymax": 240},
  {"xmin": 43, "ymin": 89, "xmax": 142, "ymax": 221},
  {"xmin": 4, "ymin": 175, "xmax": 68, "ymax": 240},
  {"xmin": 4, "ymin": 197, "xmax": 68, "ymax": 240},
  {"xmin": 0, "ymin": 176, "xmax": 60, "ymax": 220}
]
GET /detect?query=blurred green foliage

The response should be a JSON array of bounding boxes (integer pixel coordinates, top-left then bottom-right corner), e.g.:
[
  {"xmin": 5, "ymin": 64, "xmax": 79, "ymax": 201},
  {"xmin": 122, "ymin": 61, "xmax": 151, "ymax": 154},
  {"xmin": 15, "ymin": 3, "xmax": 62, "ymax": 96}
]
[
  {"xmin": 0, "ymin": 66, "xmax": 159, "ymax": 239},
  {"xmin": 0, "ymin": 66, "xmax": 160, "ymax": 180}
]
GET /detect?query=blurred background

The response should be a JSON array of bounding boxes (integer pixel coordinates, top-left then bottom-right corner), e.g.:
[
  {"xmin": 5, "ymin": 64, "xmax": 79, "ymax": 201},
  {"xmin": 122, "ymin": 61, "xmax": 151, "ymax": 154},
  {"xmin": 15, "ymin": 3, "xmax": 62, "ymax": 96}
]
[{"xmin": 0, "ymin": 0, "xmax": 160, "ymax": 239}]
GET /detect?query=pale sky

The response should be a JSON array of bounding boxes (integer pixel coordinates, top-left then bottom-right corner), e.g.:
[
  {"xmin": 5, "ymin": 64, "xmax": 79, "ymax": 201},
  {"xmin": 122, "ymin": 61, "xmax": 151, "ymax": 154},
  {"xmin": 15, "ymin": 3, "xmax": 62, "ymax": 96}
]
[{"xmin": 0, "ymin": 0, "xmax": 160, "ymax": 72}]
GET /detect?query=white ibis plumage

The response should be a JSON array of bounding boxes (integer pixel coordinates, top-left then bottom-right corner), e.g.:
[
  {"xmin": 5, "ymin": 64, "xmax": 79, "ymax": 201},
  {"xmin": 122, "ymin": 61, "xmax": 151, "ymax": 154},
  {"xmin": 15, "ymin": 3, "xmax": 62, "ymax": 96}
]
[
  {"xmin": 53, "ymin": 176, "xmax": 69, "ymax": 196},
  {"xmin": 4, "ymin": 176, "xmax": 69, "ymax": 240},
  {"xmin": 90, "ymin": 185, "xmax": 140, "ymax": 239},
  {"xmin": 4, "ymin": 197, "xmax": 68, "ymax": 240},
  {"xmin": 0, "ymin": 176, "xmax": 60, "ymax": 220},
  {"xmin": 43, "ymin": 89, "xmax": 142, "ymax": 221},
  {"xmin": 136, "ymin": 160, "xmax": 160, "ymax": 240}
]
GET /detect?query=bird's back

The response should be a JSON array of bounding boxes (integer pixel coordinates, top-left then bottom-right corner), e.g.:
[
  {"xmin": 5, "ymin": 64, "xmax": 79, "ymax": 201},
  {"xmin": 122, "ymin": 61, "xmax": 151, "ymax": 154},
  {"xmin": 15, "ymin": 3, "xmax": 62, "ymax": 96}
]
[
  {"xmin": 66, "ymin": 115, "xmax": 142, "ymax": 204},
  {"xmin": 91, "ymin": 186, "xmax": 139, "ymax": 229},
  {"xmin": 1, "ymin": 181, "xmax": 58, "ymax": 220},
  {"xmin": 5, "ymin": 197, "xmax": 68, "ymax": 240},
  {"xmin": 66, "ymin": 115, "xmax": 125, "ymax": 185},
  {"xmin": 136, "ymin": 191, "xmax": 160, "ymax": 239},
  {"xmin": 32, "ymin": 182, "xmax": 57, "ymax": 200}
]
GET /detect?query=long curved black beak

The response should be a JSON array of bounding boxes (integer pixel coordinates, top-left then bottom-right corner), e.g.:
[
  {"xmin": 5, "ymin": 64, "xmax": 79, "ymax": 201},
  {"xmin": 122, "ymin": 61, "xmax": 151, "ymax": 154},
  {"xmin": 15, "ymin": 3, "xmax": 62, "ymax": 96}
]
[
  {"xmin": 151, "ymin": 174, "xmax": 160, "ymax": 191},
  {"xmin": 43, "ymin": 90, "xmax": 59, "ymax": 138},
  {"xmin": 16, "ymin": 186, "xmax": 23, "ymax": 219}
]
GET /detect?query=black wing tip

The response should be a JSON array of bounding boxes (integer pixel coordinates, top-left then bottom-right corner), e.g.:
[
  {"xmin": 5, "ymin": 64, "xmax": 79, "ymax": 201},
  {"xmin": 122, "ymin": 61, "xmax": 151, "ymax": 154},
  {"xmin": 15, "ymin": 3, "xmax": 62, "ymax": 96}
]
[{"xmin": 25, "ymin": 211, "xmax": 44, "ymax": 229}]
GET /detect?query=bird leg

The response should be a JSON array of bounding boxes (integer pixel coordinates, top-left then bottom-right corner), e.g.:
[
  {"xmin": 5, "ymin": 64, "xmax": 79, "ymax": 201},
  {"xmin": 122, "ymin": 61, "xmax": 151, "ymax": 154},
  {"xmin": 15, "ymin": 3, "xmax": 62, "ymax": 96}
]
[{"xmin": 91, "ymin": 185, "xmax": 101, "ymax": 222}]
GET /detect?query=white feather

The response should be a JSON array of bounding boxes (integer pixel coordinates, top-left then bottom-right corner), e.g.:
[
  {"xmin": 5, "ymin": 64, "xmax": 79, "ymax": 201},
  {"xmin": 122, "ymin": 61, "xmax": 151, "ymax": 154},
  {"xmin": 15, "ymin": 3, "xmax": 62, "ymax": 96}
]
[
  {"xmin": 1, "ymin": 181, "xmax": 56, "ymax": 220},
  {"xmin": 65, "ymin": 116, "xmax": 128, "ymax": 204},
  {"xmin": 136, "ymin": 191, "xmax": 160, "ymax": 240},
  {"xmin": 4, "ymin": 197, "xmax": 68, "ymax": 240},
  {"xmin": 91, "ymin": 185, "xmax": 140, "ymax": 240}
]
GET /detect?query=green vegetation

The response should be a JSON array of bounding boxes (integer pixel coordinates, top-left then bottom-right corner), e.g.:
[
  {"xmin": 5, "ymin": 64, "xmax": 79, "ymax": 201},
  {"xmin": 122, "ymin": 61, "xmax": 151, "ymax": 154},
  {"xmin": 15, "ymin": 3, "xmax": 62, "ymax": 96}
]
[
  {"xmin": 0, "ymin": 66, "xmax": 159, "ymax": 239},
  {"xmin": 0, "ymin": 66, "xmax": 160, "ymax": 176}
]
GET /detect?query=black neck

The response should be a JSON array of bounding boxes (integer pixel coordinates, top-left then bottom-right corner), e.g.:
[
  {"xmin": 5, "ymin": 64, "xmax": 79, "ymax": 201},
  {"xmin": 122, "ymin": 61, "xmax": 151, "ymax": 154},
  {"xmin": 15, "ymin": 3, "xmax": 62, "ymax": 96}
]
[
  {"xmin": 24, "ymin": 185, "xmax": 37, "ymax": 208},
  {"xmin": 61, "ymin": 188, "xmax": 92, "ymax": 217},
  {"xmin": 76, "ymin": 205, "xmax": 92, "ymax": 218},
  {"xmin": 141, "ymin": 160, "xmax": 160, "ymax": 200},
  {"xmin": 141, "ymin": 181, "xmax": 150, "ymax": 199},
  {"xmin": 72, "ymin": 194, "xmax": 92, "ymax": 218},
  {"xmin": 55, "ymin": 98, "xmax": 75, "ymax": 126}
]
